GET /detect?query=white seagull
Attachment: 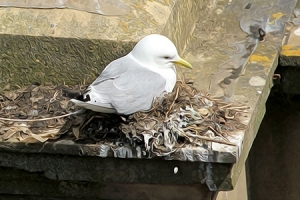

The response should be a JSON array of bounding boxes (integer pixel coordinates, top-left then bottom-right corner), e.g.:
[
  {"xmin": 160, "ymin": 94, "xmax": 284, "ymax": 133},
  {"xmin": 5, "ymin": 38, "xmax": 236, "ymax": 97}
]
[{"xmin": 71, "ymin": 34, "xmax": 192, "ymax": 115}]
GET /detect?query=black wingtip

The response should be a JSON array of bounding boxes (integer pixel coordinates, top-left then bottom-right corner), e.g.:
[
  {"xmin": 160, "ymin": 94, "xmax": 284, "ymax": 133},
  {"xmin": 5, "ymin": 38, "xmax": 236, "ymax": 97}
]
[
  {"xmin": 62, "ymin": 88, "xmax": 91, "ymax": 102},
  {"xmin": 75, "ymin": 94, "xmax": 91, "ymax": 102},
  {"xmin": 62, "ymin": 88, "xmax": 82, "ymax": 99}
]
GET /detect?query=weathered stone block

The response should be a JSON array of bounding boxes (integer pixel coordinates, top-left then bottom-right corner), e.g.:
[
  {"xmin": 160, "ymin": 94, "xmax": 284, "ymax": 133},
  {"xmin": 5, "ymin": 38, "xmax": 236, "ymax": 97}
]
[
  {"xmin": 0, "ymin": 0, "xmax": 201, "ymax": 89},
  {"xmin": 280, "ymin": 26, "xmax": 300, "ymax": 66}
]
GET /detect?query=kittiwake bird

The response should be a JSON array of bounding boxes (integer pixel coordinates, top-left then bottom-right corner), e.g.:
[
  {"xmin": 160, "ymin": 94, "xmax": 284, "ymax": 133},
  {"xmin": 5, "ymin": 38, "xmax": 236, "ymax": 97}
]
[{"xmin": 71, "ymin": 34, "xmax": 193, "ymax": 115}]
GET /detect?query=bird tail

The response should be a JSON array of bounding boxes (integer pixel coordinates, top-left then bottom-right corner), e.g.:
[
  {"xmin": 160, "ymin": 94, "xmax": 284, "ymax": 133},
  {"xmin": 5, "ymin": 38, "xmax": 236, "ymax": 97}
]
[{"xmin": 70, "ymin": 99, "xmax": 116, "ymax": 113}]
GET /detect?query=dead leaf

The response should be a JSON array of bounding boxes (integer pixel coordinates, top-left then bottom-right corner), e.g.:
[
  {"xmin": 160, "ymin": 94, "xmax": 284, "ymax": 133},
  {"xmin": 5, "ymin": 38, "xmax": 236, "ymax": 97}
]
[{"xmin": 72, "ymin": 127, "xmax": 80, "ymax": 140}]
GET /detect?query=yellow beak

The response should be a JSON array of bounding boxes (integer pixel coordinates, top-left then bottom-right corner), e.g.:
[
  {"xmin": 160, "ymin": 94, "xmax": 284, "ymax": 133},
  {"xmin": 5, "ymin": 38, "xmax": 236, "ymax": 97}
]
[{"xmin": 173, "ymin": 58, "xmax": 193, "ymax": 69}]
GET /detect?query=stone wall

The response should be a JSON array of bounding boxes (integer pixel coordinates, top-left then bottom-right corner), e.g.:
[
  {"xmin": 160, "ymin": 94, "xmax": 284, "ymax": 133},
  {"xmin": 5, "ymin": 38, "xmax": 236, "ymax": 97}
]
[{"xmin": 0, "ymin": 0, "xmax": 202, "ymax": 89}]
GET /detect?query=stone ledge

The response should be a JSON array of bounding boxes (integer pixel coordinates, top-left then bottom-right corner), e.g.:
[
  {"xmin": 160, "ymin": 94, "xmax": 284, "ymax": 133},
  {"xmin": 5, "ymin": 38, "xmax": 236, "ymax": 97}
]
[
  {"xmin": 0, "ymin": 167, "xmax": 212, "ymax": 200},
  {"xmin": 280, "ymin": 0, "xmax": 300, "ymax": 66},
  {"xmin": 0, "ymin": 140, "xmax": 238, "ymax": 163},
  {"xmin": 0, "ymin": 0, "xmax": 201, "ymax": 89},
  {"xmin": 181, "ymin": 0, "xmax": 296, "ymax": 189},
  {"xmin": 280, "ymin": 26, "xmax": 300, "ymax": 66},
  {"xmin": 0, "ymin": 0, "xmax": 298, "ymax": 196}
]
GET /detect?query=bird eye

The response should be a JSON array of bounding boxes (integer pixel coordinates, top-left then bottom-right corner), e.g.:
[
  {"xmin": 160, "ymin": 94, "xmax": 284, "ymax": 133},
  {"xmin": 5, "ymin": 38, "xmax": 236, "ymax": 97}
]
[{"xmin": 163, "ymin": 56, "xmax": 170, "ymax": 59}]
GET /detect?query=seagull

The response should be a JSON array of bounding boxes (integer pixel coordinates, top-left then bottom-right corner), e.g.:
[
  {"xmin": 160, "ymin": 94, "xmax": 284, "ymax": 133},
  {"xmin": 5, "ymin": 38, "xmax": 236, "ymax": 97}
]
[{"xmin": 71, "ymin": 34, "xmax": 192, "ymax": 115}]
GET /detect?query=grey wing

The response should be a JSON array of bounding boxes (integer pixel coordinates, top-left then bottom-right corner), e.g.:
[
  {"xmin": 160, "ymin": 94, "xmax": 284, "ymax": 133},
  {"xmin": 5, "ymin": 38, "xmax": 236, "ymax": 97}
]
[
  {"xmin": 91, "ymin": 56, "xmax": 129, "ymax": 86},
  {"xmin": 111, "ymin": 67, "xmax": 167, "ymax": 114},
  {"xmin": 90, "ymin": 56, "xmax": 167, "ymax": 115}
]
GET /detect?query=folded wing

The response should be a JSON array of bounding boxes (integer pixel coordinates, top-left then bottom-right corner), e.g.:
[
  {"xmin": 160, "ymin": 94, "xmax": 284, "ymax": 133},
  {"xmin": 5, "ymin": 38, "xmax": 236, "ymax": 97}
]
[{"xmin": 77, "ymin": 55, "xmax": 167, "ymax": 115}]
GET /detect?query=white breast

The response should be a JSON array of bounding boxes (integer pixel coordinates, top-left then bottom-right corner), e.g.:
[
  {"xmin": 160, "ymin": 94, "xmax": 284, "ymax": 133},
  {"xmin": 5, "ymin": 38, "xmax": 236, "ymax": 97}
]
[
  {"xmin": 128, "ymin": 53, "xmax": 177, "ymax": 93},
  {"xmin": 157, "ymin": 66, "xmax": 177, "ymax": 93}
]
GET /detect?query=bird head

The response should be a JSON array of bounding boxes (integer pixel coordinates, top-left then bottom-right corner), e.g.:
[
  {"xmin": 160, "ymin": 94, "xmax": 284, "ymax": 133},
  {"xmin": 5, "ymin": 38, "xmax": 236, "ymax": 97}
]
[{"xmin": 131, "ymin": 34, "xmax": 192, "ymax": 70}]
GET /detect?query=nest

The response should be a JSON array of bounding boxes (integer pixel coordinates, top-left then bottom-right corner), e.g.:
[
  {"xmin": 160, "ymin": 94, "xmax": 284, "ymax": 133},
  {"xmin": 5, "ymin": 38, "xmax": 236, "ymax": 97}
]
[
  {"xmin": 120, "ymin": 80, "xmax": 248, "ymax": 156},
  {"xmin": 0, "ymin": 80, "xmax": 248, "ymax": 157},
  {"xmin": 0, "ymin": 84, "xmax": 81, "ymax": 142}
]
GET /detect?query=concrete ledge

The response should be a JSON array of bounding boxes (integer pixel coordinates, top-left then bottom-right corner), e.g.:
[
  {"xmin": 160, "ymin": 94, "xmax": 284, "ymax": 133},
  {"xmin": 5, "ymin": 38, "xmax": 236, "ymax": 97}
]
[
  {"xmin": 0, "ymin": 167, "xmax": 212, "ymax": 200},
  {"xmin": 280, "ymin": 26, "xmax": 300, "ymax": 66},
  {"xmin": 280, "ymin": 0, "xmax": 300, "ymax": 67},
  {"xmin": 0, "ymin": 0, "xmax": 298, "ymax": 198},
  {"xmin": 0, "ymin": 0, "xmax": 200, "ymax": 89}
]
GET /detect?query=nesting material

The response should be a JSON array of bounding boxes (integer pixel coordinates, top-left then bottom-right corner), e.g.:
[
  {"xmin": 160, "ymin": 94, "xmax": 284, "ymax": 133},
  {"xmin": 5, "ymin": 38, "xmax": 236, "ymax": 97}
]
[
  {"xmin": 0, "ymin": 80, "xmax": 248, "ymax": 158},
  {"xmin": 0, "ymin": 84, "xmax": 80, "ymax": 142},
  {"xmin": 120, "ymin": 80, "xmax": 248, "ymax": 156}
]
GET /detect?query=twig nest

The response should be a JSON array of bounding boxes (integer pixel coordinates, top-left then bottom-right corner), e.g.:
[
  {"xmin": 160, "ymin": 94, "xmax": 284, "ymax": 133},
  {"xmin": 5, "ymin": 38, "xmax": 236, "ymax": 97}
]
[
  {"xmin": 198, "ymin": 108, "xmax": 209, "ymax": 116},
  {"xmin": 0, "ymin": 84, "xmax": 80, "ymax": 142},
  {"xmin": 120, "ymin": 80, "xmax": 248, "ymax": 156}
]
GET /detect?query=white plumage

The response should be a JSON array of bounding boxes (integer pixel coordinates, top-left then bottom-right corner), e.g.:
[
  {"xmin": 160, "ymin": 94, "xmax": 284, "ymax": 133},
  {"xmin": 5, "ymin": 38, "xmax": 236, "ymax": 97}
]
[{"xmin": 71, "ymin": 34, "xmax": 192, "ymax": 115}]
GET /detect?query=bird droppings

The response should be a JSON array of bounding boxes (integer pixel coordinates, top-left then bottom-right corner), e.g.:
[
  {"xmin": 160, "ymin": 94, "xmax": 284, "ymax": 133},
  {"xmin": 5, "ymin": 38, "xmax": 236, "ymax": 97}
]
[
  {"xmin": 249, "ymin": 76, "xmax": 266, "ymax": 86},
  {"xmin": 294, "ymin": 27, "xmax": 300, "ymax": 36},
  {"xmin": 174, "ymin": 167, "xmax": 179, "ymax": 174}
]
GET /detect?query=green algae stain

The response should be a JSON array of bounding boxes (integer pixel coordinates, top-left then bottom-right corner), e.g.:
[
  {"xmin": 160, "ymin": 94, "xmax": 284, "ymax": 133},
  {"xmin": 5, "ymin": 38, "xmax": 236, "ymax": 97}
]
[{"xmin": 0, "ymin": 34, "xmax": 135, "ymax": 90}]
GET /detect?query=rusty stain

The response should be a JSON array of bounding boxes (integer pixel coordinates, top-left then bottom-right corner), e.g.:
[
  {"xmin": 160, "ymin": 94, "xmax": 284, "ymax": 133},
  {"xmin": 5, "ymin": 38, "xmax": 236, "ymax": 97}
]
[
  {"xmin": 118, "ymin": 20, "xmax": 129, "ymax": 32},
  {"xmin": 249, "ymin": 54, "xmax": 271, "ymax": 63},
  {"xmin": 269, "ymin": 12, "xmax": 285, "ymax": 25},
  {"xmin": 272, "ymin": 12, "xmax": 284, "ymax": 19},
  {"xmin": 281, "ymin": 45, "xmax": 300, "ymax": 56}
]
